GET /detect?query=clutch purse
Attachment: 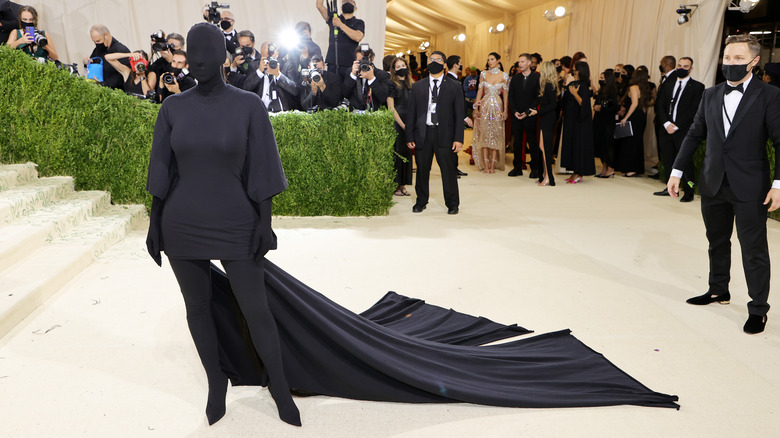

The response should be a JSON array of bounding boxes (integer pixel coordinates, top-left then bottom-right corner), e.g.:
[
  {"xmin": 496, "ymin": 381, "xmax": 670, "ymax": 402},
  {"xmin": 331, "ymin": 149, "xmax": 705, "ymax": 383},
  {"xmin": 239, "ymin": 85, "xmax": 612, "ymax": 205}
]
[{"xmin": 614, "ymin": 121, "xmax": 633, "ymax": 139}]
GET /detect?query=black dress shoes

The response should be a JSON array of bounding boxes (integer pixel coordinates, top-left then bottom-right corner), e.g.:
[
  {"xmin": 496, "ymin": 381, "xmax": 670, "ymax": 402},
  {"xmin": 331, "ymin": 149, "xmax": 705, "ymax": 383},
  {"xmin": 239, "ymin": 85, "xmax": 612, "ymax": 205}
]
[
  {"xmin": 743, "ymin": 314, "xmax": 767, "ymax": 334},
  {"xmin": 447, "ymin": 207, "xmax": 459, "ymax": 215},
  {"xmin": 653, "ymin": 188, "xmax": 670, "ymax": 196},
  {"xmin": 507, "ymin": 169, "xmax": 523, "ymax": 177},
  {"xmin": 686, "ymin": 291, "xmax": 730, "ymax": 305},
  {"xmin": 457, "ymin": 169, "xmax": 468, "ymax": 176},
  {"xmin": 680, "ymin": 191, "xmax": 694, "ymax": 202},
  {"xmin": 412, "ymin": 204, "xmax": 426, "ymax": 213}
]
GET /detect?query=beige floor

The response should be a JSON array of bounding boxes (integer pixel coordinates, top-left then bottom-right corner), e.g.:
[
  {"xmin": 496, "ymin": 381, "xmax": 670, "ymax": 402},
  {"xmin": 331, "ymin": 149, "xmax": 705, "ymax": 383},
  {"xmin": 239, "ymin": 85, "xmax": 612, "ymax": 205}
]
[{"xmin": 1, "ymin": 146, "xmax": 779, "ymax": 438}]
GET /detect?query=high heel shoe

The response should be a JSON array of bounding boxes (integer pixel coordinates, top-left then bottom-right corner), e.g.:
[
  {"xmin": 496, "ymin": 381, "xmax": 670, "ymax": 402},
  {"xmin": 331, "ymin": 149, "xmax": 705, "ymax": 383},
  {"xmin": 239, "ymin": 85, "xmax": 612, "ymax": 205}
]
[
  {"xmin": 206, "ymin": 374, "xmax": 229, "ymax": 425},
  {"xmin": 269, "ymin": 382, "xmax": 302, "ymax": 427},
  {"xmin": 570, "ymin": 177, "xmax": 582, "ymax": 184}
]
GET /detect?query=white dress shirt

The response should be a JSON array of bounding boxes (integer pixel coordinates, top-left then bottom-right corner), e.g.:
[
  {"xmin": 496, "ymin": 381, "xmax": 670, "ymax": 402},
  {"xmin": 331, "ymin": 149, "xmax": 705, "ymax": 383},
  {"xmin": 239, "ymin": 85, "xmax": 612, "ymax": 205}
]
[
  {"xmin": 663, "ymin": 76, "xmax": 691, "ymax": 128},
  {"xmin": 426, "ymin": 74, "xmax": 443, "ymax": 126}
]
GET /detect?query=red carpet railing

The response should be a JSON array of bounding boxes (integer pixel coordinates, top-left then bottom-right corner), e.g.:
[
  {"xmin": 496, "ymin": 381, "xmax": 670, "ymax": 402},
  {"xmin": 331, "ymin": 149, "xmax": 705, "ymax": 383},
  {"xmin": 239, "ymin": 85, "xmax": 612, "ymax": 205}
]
[{"xmin": 0, "ymin": 47, "xmax": 396, "ymax": 216}]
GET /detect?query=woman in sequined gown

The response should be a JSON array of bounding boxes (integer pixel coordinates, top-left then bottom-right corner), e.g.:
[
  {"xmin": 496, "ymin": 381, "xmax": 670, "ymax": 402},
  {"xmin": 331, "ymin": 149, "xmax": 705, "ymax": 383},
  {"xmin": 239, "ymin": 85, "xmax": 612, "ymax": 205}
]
[{"xmin": 472, "ymin": 53, "xmax": 509, "ymax": 173}]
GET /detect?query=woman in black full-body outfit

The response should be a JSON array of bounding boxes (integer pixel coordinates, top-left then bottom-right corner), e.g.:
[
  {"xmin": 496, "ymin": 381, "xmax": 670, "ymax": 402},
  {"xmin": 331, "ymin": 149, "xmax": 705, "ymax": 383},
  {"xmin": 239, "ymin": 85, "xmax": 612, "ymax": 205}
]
[
  {"xmin": 564, "ymin": 61, "xmax": 596, "ymax": 183},
  {"xmin": 593, "ymin": 69, "xmax": 619, "ymax": 177},
  {"xmin": 387, "ymin": 57, "xmax": 414, "ymax": 196},
  {"xmin": 146, "ymin": 24, "xmax": 300, "ymax": 427},
  {"xmin": 535, "ymin": 61, "xmax": 560, "ymax": 186},
  {"xmin": 615, "ymin": 68, "xmax": 653, "ymax": 177}
]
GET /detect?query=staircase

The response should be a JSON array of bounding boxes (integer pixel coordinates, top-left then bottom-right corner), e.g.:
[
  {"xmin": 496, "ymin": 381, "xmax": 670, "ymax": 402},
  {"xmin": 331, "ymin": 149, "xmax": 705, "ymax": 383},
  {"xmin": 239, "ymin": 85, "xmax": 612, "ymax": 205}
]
[{"xmin": 0, "ymin": 162, "xmax": 146, "ymax": 338}]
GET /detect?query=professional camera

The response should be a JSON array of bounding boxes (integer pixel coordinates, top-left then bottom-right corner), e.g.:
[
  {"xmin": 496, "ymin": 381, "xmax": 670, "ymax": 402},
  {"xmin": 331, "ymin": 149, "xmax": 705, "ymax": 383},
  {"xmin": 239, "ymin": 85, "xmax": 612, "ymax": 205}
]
[
  {"xmin": 234, "ymin": 45, "xmax": 253, "ymax": 59},
  {"xmin": 130, "ymin": 58, "xmax": 149, "ymax": 74},
  {"xmin": 301, "ymin": 68, "xmax": 322, "ymax": 84},
  {"xmin": 205, "ymin": 2, "xmax": 230, "ymax": 25},
  {"xmin": 150, "ymin": 30, "xmax": 171, "ymax": 52},
  {"xmin": 358, "ymin": 43, "xmax": 372, "ymax": 72},
  {"xmin": 162, "ymin": 68, "xmax": 189, "ymax": 85},
  {"xmin": 33, "ymin": 31, "xmax": 48, "ymax": 47},
  {"xmin": 267, "ymin": 57, "xmax": 279, "ymax": 70},
  {"xmin": 55, "ymin": 61, "xmax": 79, "ymax": 76}
]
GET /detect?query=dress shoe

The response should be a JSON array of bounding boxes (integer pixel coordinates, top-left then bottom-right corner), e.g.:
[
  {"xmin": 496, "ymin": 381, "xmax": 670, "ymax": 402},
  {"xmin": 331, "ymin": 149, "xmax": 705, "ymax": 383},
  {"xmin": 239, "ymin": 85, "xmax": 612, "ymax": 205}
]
[
  {"xmin": 507, "ymin": 169, "xmax": 523, "ymax": 177},
  {"xmin": 457, "ymin": 169, "xmax": 468, "ymax": 176},
  {"xmin": 680, "ymin": 191, "xmax": 694, "ymax": 202},
  {"xmin": 686, "ymin": 291, "xmax": 730, "ymax": 305},
  {"xmin": 412, "ymin": 204, "xmax": 426, "ymax": 213},
  {"xmin": 447, "ymin": 207, "xmax": 459, "ymax": 215},
  {"xmin": 743, "ymin": 314, "xmax": 767, "ymax": 334},
  {"xmin": 653, "ymin": 188, "xmax": 670, "ymax": 196}
]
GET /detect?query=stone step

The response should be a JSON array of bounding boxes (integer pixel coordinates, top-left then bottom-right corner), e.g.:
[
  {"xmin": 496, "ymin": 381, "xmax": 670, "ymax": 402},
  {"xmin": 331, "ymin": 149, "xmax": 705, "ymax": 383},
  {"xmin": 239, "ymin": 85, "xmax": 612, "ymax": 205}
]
[
  {"xmin": 0, "ymin": 162, "xmax": 39, "ymax": 191},
  {"xmin": 0, "ymin": 176, "xmax": 75, "ymax": 226},
  {"xmin": 0, "ymin": 203, "xmax": 147, "ymax": 339},
  {"xmin": 0, "ymin": 190, "xmax": 111, "ymax": 275}
]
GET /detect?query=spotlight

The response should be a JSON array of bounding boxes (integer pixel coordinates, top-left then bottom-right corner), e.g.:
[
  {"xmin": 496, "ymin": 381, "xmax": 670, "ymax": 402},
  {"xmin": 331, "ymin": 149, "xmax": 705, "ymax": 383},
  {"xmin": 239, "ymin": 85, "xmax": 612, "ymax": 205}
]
[
  {"xmin": 423, "ymin": 41, "xmax": 430, "ymax": 48},
  {"xmin": 555, "ymin": 6, "xmax": 566, "ymax": 17},
  {"xmin": 279, "ymin": 28, "xmax": 300, "ymax": 50},
  {"xmin": 728, "ymin": 0, "xmax": 760, "ymax": 13},
  {"xmin": 406, "ymin": 50, "xmax": 411, "ymax": 55},
  {"xmin": 544, "ymin": 6, "xmax": 568, "ymax": 21},
  {"xmin": 488, "ymin": 26, "xmax": 494, "ymax": 33},
  {"xmin": 457, "ymin": 33, "xmax": 466, "ymax": 42},
  {"xmin": 496, "ymin": 23, "xmax": 505, "ymax": 32},
  {"xmin": 676, "ymin": 4, "xmax": 699, "ymax": 25},
  {"xmin": 396, "ymin": 52, "xmax": 403, "ymax": 57}
]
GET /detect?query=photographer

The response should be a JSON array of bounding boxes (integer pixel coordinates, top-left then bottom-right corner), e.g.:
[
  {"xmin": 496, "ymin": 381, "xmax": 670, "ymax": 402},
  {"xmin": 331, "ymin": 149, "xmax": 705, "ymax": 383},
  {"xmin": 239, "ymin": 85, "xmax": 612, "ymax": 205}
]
[
  {"xmin": 84, "ymin": 24, "xmax": 130, "ymax": 90},
  {"xmin": 6, "ymin": 5, "xmax": 58, "ymax": 61},
  {"xmin": 157, "ymin": 50, "xmax": 195, "ymax": 103},
  {"xmin": 105, "ymin": 50, "xmax": 152, "ymax": 97},
  {"xmin": 344, "ymin": 45, "xmax": 389, "ymax": 111},
  {"xmin": 226, "ymin": 30, "xmax": 261, "ymax": 88},
  {"xmin": 300, "ymin": 55, "xmax": 342, "ymax": 111},
  {"xmin": 218, "ymin": 10, "xmax": 239, "ymax": 54},
  {"xmin": 243, "ymin": 42, "xmax": 299, "ymax": 112},
  {"xmin": 0, "ymin": 0, "xmax": 20, "ymax": 44},
  {"xmin": 316, "ymin": 0, "xmax": 364, "ymax": 80},
  {"xmin": 147, "ymin": 31, "xmax": 184, "ymax": 94}
]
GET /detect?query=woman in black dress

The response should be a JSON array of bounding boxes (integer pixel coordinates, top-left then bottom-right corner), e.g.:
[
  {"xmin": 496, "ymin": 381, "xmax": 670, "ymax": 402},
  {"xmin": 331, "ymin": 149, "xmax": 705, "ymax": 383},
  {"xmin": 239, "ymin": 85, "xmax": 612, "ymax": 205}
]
[
  {"xmin": 535, "ymin": 61, "xmax": 559, "ymax": 186},
  {"xmin": 593, "ymin": 69, "xmax": 619, "ymax": 177},
  {"xmin": 146, "ymin": 24, "xmax": 300, "ymax": 427},
  {"xmin": 105, "ymin": 50, "xmax": 151, "ymax": 97},
  {"xmin": 564, "ymin": 61, "xmax": 595, "ymax": 184},
  {"xmin": 387, "ymin": 57, "xmax": 414, "ymax": 196},
  {"xmin": 615, "ymin": 68, "xmax": 653, "ymax": 177}
]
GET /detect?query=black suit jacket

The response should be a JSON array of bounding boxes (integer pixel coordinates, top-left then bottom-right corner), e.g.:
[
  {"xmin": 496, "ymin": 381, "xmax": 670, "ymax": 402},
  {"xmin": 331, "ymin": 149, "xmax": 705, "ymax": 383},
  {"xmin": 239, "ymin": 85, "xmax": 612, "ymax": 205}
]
[
  {"xmin": 344, "ymin": 66, "xmax": 389, "ymax": 111},
  {"xmin": 508, "ymin": 72, "xmax": 540, "ymax": 116},
  {"xmin": 674, "ymin": 78, "xmax": 780, "ymax": 201},
  {"xmin": 243, "ymin": 69, "xmax": 299, "ymax": 112},
  {"xmin": 654, "ymin": 72, "xmax": 677, "ymax": 126},
  {"xmin": 405, "ymin": 75, "xmax": 465, "ymax": 149},
  {"xmin": 655, "ymin": 77, "xmax": 704, "ymax": 133},
  {"xmin": 300, "ymin": 70, "xmax": 343, "ymax": 110}
]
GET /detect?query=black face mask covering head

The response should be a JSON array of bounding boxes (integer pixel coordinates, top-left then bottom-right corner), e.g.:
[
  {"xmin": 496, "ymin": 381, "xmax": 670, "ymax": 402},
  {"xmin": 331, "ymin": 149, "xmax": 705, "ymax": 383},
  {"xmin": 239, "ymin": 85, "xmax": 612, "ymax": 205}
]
[
  {"xmin": 186, "ymin": 23, "xmax": 227, "ymax": 95},
  {"xmin": 721, "ymin": 56, "xmax": 756, "ymax": 83},
  {"xmin": 342, "ymin": 2, "xmax": 355, "ymax": 14}
]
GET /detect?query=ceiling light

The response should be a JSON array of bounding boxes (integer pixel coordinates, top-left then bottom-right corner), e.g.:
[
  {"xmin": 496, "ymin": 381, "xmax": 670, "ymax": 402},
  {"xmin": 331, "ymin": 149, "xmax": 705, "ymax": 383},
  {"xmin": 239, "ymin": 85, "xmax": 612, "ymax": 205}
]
[
  {"xmin": 488, "ymin": 26, "xmax": 494, "ymax": 33},
  {"xmin": 457, "ymin": 33, "xmax": 466, "ymax": 42},
  {"xmin": 496, "ymin": 23, "xmax": 505, "ymax": 32},
  {"xmin": 676, "ymin": 4, "xmax": 699, "ymax": 25},
  {"xmin": 554, "ymin": 6, "xmax": 566, "ymax": 17},
  {"xmin": 545, "ymin": 6, "xmax": 569, "ymax": 21},
  {"xmin": 396, "ymin": 52, "xmax": 403, "ymax": 57},
  {"xmin": 406, "ymin": 50, "xmax": 411, "ymax": 54},
  {"xmin": 423, "ymin": 41, "xmax": 430, "ymax": 48},
  {"xmin": 728, "ymin": 0, "xmax": 760, "ymax": 13}
]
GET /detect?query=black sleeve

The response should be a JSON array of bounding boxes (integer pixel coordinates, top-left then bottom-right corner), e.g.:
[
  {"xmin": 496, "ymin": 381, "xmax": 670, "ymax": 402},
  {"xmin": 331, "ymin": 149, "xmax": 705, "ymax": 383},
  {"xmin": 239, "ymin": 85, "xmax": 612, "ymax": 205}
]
[
  {"xmin": 538, "ymin": 84, "xmax": 556, "ymax": 116},
  {"xmin": 369, "ymin": 70, "xmax": 389, "ymax": 107},
  {"xmin": 179, "ymin": 77, "xmax": 196, "ymax": 92},
  {"xmin": 405, "ymin": 85, "xmax": 418, "ymax": 144},
  {"xmin": 765, "ymin": 87, "xmax": 780, "ymax": 180},
  {"xmin": 673, "ymin": 89, "xmax": 710, "ymax": 171},
  {"xmin": 508, "ymin": 76, "xmax": 518, "ymax": 115},
  {"xmin": 530, "ymin": 75, "xmax": 541, "ymax": 109},
  {"xmin": 147, "ymin": 103, "xmax": 175, "ymax": 200},
  {"xmin": 244, "ymin": 97, "xmax": 288, "ymax": 204},
  {"xmin": 454, "ymin": 82, "xmax": 465, "ymax": 143},
  {"xmin": 343, "ymin": 75, "xmax": 358, "ymax": 103},
  {"xmin": 322, "ymin": 72, "xmax": 343, "ymax": 108}
]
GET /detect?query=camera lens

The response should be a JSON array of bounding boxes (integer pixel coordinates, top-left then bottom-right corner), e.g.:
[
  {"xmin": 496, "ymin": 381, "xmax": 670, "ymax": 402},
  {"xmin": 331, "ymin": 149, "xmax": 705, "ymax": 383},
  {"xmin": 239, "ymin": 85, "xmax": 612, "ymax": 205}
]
[{"xmin": 268, "ymin": 58, "xmax": 279, "ymax": 69}]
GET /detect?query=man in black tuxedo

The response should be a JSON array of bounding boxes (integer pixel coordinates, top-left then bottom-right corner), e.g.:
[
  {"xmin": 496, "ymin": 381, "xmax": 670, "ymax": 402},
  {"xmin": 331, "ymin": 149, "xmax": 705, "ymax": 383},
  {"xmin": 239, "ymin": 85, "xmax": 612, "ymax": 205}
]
[
  {"xmin": 299, "ymin": 55, "xmax": 343, "ymax": 110},
  {"xmin": 654, "ymin": 57, "xmax": 704, "ymax": 201},
  {"xmin": 668, "ymin": 34, "xmax": 780, "ymax": 334},
  {"xmin": 652, "ymin": 55, "xmax": 678, "ymax": 180},
  {"xmin": 446, "ymin": 54, "xmax": 470, "ymax": 177},
  {"xmin": 243, "ymin": 41, "xmax": 299, "ymax": 113},
  {"xmin": 406, "ymin": 51, "xmax": 465, "ymax": 215},
  {"xmin": 343, "ymin": 46, "xmax": 389, "ymax": 111},
  {"xmin": 508, "ymin": 53, "xmax": 540, "ymax": 177}
]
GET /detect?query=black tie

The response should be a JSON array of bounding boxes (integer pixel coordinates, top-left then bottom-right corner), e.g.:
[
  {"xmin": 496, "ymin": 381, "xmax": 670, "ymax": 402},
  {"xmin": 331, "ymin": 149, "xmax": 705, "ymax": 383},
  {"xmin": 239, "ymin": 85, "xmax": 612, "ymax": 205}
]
[
  {"xmin": 668, "ymin": 82, "xmax": 682, "ymax": 120},
  {"xmin": 431, "ymin": 79, "xmax": 439, "ymax": 125},
  {"xmin": 725, "ymin": 83, "xmax": 744, "ymax": 95}
]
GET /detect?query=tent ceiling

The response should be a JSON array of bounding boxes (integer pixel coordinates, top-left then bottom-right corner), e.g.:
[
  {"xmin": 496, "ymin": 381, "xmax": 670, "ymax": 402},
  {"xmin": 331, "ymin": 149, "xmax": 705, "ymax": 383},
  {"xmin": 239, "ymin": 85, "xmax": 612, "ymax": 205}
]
[{"xmin": 386, "ymin": 0, "xmax": 548, "ymax": 52}]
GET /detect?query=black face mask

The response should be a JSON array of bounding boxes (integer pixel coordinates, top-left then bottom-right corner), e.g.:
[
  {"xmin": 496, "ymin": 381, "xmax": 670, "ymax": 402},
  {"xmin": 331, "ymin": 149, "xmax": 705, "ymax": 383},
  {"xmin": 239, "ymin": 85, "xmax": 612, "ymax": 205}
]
[
  {"xmin": 721, "ymin": 58, "xmax": 755, "ymax": 82},
  {"xmin": 615, "ymin": 73, "xmax": 622, "ymax": 80},
  {"xmin": 675, "ymin": 67, "xmax": 690, "ymax": 78},
  {"xmin": 659, "ymin": 65, "xmax": 665, "ymax": 74},
  {"xmin": 598, "ymin": 79, "xmax": 606, "ymax": 87},
  {"xmin": 186, "ymin": 23, "xmax": 228, "ymax": 94},
  {"xmin": 555, "ymin": 65, "xmax": 562, "ymax": 73},
  {"xmin": 342, "ymin": 3, "xmax": 355, "ymax": 14},
  {"xmin": 220, "ymin": 20, "xmax": 232, "ymax": 31},
  {"xmin": 395, "ymin": 68, "xmax": 408, "ymax": 77},
  {"xmin": 427, "ymin": 61, "xmax": 444, "ymax": 75}
]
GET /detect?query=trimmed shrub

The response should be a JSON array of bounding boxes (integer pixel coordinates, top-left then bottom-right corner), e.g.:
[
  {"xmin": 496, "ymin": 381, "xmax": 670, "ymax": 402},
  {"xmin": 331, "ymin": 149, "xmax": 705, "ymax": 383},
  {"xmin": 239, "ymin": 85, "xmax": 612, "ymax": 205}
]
[{"xmin": 0, "ymin": 47, "xmax": 397, "ymax": 216}]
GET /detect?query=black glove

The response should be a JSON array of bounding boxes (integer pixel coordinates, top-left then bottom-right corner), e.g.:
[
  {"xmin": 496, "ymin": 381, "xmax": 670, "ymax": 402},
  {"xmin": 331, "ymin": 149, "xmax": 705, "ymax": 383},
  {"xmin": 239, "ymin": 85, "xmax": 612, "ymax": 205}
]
[
  {"xmin": 252, "ymin": 198, "xmax": 277, "ymax": 263},
  {"xmin": 146, "ymin": 196, "xmax": 164, "ymax": 266}
]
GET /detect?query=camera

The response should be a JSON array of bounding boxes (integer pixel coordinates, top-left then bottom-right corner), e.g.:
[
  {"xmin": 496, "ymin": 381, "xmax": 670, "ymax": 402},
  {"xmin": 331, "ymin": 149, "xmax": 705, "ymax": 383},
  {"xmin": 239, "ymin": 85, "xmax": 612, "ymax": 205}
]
[
  {"xmin": 358, "ymin": 43, "xmax": 372, "ymax": 72},
  {"xmin": 267, "ymin": 57, "xmax": 279, "ymax": 70},
  {"xmin": 150, "ymin": 30, "xmax": 172, "ymax": 52},
  {"xmin": 162, "ymin": 68, "xmax": 189, "ymax": 85},
  {"xmin": 55, "ymin": 61, "xmax": 79, "ymax": 76},
  {"xmin": 235, "ymin": 45, "xmax": 253, "ymax": 59},
  {"xmin": 131, "ymin": 58, "xmax": 148, "ymax": 74},
  {"xmin": 205, "ymin": 2, "xmax": 230, "ymax": 25},
  {"xmin": 302, "ymin": 68, "xmax": 322, "ymax": 84},
  {"xmin": 33, "ymin": 31, "xmax": 48, "ymax": 47},
  {"xmin": 359, "ymin": 43, "xmax": 371, "ymax": 59}
]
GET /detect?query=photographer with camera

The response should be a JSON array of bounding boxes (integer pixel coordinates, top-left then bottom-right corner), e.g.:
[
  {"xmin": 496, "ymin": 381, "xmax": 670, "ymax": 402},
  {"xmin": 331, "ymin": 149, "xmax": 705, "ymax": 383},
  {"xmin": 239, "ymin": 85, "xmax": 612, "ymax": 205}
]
[
  {"xmin": 243, "ymin": 41, "xmax": 298, "ymax": 113},
  {"xmin": 84, "ymin": 24, "xmax": 130, "ymax": 90},
  {"xmin": 147, "ymin": 31, "xmax": 184, "ymax": 94},
  {"xmin": 6, "ymin": 6, "xmax": 58, "ymax": 61},
  {"xmin": 157, "ymin": 50, "xmax": 195, "ymax": 103},
  {"xmin": 344, "ymin": 44, "xmax": 389, "ymax": 111},
  {"xmin": 105, "ymin": 50, "xmax": 152, "ymax": 98},
  {"xmin": 316, "ymin": 0, "xmax": 364, "ymax": 80},
  {"xmin": 300, "ymin": 54, "xmax": 342, "ymax": 111},
  {"xmin": 226, "ymin": 30, "xmax": 261, "ymax": 88},
  {"xmin": 217, "ymin": 10, "xmax": 239, "ymax": 55}
]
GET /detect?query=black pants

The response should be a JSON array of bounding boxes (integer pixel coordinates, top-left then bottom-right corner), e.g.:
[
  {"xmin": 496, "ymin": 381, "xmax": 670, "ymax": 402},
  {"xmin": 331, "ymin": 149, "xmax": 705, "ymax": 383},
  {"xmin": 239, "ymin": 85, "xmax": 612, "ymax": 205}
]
[
  {"xmin": 537, "ymin": 113, "xmax": 556, "ymax": 185},
  {"xmin": 659, "ymin": 128, "xmax": 694, "ymax": 192},
  {"xmin": 512, "ymin": 116, "xmax": 538, "ymax": 171},
  {"xmin": 701, "ymin": 181, "xmax": 770, "ymax": 316},
  {"xmin": 414, "ymin": 126, "xmax": 459, "ymax": 209},
  {"xmin": 168, "ymin": 258, "xmax": 297, "ymax": 414}
]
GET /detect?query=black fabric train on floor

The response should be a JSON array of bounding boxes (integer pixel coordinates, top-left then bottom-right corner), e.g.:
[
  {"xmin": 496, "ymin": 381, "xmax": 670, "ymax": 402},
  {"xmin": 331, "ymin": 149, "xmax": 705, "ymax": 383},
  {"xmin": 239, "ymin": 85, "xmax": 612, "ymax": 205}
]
[{"xmin": 210, "ymin": 261, "xmax": 679, "ymax": 410}]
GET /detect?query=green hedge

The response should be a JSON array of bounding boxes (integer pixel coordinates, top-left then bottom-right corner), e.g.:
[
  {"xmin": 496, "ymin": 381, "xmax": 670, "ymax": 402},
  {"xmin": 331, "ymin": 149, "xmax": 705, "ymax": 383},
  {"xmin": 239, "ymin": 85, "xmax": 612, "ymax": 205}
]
[{"xmin": 0, "ymin": 47, "xmax": 397, "ymax": 216}]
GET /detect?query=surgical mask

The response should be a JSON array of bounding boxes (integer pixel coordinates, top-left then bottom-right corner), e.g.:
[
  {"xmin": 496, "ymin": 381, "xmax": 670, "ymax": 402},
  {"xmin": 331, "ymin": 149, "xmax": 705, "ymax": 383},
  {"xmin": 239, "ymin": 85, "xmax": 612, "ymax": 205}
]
[
  {"xmin": 427, "ymin": 61, "xmax": 444, "ymax": 75},
  {"xmin": 342, "ymin": 3, "xmax": 355, "ymax": 14},
  {"xmin": 721, "ymin": 57, "xmax": 755, "ymax": 82},
  {"xmin": 555, "ymin": 65, "xmax": 562, "ymax": 73},
  {"xmin": 675, "ymin": 68, "xmax": 690, "ymax": 78},
  {"xmin": 598, "ymin": 79, "xmax": 606, "ymax": 87},
  {"xmin": 395, "ymin": 68, "xmax": 408, "ymax": 77},
  {"xmin": 220, "ymin": 20, "xmax": 232, "ymax": 31},
  {"xmin": 659, "ymin": 65, "xmax": 665, "ymax": 74}
]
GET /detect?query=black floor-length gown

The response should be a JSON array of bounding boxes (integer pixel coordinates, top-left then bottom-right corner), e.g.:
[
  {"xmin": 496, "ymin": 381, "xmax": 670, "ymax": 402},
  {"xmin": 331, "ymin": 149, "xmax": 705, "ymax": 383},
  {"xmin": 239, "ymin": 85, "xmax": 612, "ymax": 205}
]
[
  {"xmin": 568, "ymin": 80, "xmax": 596, "ymax": 176},
  {"xmin": 209, "ymin": 261, "xmax": 680, "ymax": 410},
  {"xmin": 615, "ymin": 96, "xmax": 647, "ymax": 174}
]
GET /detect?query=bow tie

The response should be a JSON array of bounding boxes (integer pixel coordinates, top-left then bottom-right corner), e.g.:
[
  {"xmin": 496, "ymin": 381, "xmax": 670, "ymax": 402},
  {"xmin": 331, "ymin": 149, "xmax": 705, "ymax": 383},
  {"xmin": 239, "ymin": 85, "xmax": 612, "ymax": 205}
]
[{"xmin": 725, "ymin": 83, "xmax": 744, "ymax": 95}]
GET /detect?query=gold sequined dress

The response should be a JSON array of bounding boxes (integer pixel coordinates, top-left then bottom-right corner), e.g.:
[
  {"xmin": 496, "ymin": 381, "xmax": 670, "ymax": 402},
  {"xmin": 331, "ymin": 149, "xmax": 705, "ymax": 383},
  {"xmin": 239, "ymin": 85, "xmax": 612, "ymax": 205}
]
[{"xmin": 472, "ymin": 70, "xmax": 509, "ymax": 171}]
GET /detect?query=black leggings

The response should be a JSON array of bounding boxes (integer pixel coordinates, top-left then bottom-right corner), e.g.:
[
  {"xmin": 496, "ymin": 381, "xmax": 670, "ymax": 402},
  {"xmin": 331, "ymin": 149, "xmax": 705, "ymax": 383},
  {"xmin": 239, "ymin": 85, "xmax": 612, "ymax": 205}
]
[{"xmin": 168, "ymin": 258, "xmax": 298, "ymax": 421}]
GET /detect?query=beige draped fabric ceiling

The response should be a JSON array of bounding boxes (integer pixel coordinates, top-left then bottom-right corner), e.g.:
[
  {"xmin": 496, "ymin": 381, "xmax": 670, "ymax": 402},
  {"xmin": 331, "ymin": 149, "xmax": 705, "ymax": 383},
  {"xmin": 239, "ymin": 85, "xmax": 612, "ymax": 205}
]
[
  {"xmin": 20, "ymin": 0, "xmax": 386, "ymax": 69},
  {"xmin": 387, "ymin": 0, "xmax": 730, "ymax": 87}
]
